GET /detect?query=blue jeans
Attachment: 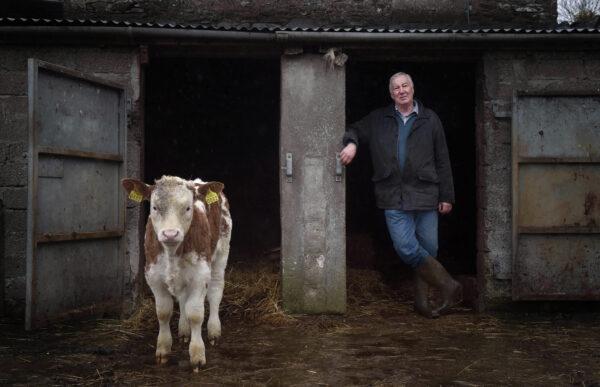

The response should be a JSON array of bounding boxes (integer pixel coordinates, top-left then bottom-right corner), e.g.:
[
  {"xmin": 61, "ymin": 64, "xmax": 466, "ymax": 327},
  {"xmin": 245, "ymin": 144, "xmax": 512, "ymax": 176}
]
[{"xmin": 384, "ymin": 209, "xmax": 438, "ymax": 269}]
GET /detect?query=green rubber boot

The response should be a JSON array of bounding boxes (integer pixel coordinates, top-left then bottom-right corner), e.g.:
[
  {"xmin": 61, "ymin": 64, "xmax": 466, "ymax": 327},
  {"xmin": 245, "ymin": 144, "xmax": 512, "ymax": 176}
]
[
  {"xmin": 414, "ymin": 273, "xmax": 440, "ymax": 319},
  {"xmin": 415, "ymin": 256, "xmax": 463, "ymax": 316}
]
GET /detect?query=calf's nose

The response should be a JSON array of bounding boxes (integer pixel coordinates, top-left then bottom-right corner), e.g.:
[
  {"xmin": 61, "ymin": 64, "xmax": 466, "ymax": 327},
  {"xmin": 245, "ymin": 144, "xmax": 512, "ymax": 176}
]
[{"xmin": 162, "ymin": 229, "xmax": 180, "ymax": 240}]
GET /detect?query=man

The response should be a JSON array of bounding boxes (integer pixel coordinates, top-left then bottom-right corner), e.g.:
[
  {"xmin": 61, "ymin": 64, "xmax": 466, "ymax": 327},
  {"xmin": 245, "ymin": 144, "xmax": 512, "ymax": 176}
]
[{"xmin": 340, "ymin": 72, "xmax": 462, "ymax": 318}]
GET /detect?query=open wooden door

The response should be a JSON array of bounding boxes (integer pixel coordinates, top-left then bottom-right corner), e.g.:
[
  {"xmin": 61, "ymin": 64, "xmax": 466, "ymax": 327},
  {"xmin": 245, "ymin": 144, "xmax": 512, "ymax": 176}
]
[{"xmin": 26, "ymin": 59, "xmax": 127, "ymax": 329}]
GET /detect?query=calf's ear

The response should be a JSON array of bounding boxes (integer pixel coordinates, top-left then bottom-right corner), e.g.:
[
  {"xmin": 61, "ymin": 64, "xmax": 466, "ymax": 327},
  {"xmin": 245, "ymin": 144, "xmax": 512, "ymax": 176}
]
[
  {"xmin": 196, "ymin": 181, "xmax": 225, "ymax": 202},
  {"xmin": 121, "ymin": 178, "xmax": 153, "ymax": 202},
  {"xmin": 197, "ymin": 181, "xmax": 224, "ymax": 194}
]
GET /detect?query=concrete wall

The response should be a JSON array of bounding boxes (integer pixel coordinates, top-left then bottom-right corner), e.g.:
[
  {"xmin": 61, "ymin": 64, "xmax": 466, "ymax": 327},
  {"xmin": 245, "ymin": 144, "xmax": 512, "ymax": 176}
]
[
  {"xmin": 60, "ymin": 0, "xmax": 557, "ymax": 27},
  {"xmin": 478, "ymin": 50, "xmax": 600, "ymax": 308},
  {"xmin": 0, "ymin": 46, "xmax": 142, "ymax": 317}
]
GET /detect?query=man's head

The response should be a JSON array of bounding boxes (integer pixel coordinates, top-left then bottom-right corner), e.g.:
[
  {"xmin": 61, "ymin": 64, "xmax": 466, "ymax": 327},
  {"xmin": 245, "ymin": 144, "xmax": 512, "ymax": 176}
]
[{"xmin": 389, "ymin": 72, "xmax": 414, "ymax": 109}]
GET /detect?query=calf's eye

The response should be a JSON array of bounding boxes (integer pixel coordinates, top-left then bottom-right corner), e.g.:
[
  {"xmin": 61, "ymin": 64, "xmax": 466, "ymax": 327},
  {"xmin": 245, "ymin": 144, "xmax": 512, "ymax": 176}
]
[{"xmin": 186, "ymin": 207, "xmax": 191, "ymax": 212}]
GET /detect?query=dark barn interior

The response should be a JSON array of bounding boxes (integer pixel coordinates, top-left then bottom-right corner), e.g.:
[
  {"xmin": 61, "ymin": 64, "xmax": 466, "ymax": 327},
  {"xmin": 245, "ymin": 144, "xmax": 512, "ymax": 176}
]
[
  {"xmin": 145, "ymin": 56, "xmax": 476, "ymax": 277},
  {"xmin": 145, "ymin": 58, "xmax": 281, "ymax": 261},
  {"xmin": 345, "ymin": 60, "xmax": 477, "ymax": 278}
]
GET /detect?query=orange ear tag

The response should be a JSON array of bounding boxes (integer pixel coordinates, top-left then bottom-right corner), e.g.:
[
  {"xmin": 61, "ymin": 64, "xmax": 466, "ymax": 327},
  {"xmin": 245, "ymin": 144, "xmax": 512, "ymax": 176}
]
[
  {"xmin": 205, "ymin": 189, "xmax": 219, "ymax": 205},
  {"xmin": 128, "ymin": 190, "xmax": 143, "ymax": 203}
]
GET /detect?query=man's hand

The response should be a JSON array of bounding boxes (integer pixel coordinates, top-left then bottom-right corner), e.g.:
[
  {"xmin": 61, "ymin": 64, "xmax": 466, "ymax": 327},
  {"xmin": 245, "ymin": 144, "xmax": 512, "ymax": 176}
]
[
  {"xmin": 340, "ymin": 143, "xmax": 357, "ymax": 166},
  {"xmin": 438, "ymin": 202, "xmax": 453, "ymax": 214}
]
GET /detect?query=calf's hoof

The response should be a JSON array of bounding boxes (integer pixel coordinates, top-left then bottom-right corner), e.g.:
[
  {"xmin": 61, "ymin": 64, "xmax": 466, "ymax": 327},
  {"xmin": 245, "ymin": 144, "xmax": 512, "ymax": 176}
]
[
  {"xmin": 191, "ymin": 361, "xmax": 205, "ymax": 373},
  {"xmin": 207, "ymin": 320, "xmax": 221, "ymax": 346},
  {"xmin": 155, "ymin": 353, "xmax": 169, "ymax": 365},
  {"xmin": 189, "ymin": 343, "xmax": 206, "ymax": 372},
  {"xmin": 209, "ymin": 337, "xmax": 219, "ymax": 346}
]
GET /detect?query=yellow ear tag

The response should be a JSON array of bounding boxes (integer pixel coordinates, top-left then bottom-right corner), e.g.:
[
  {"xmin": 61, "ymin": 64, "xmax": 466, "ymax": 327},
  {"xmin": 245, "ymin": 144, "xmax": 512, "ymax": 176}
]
[
  {"xmin": 128, "ymin": 190, "xmax": 143, "ymax": 203},
  {"xmin": 205, "ymin": 189, "xmax": 219, "ymax": 205}
]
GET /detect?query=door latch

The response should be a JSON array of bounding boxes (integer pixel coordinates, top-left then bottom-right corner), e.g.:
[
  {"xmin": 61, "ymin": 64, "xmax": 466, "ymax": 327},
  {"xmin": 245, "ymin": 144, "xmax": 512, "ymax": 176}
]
[
  {"xmin": 335, "ymin": 153, "xmax": 343, "ymax": 182},
  {"xmin": 282, "ymin": 152, "xmax": 293, "ymax": 183}
]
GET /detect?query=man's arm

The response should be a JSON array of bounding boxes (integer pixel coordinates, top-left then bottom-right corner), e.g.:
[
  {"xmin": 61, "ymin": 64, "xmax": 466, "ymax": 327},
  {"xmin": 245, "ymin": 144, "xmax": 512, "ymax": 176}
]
[
  {"xmin": 438, "ymin": 202, "xmax": 453, "ymax": 214},
  {"xmin": 432, "ymin": 113, "xmax": 455, "ymax": 213},
  {"xmin": 340, "ymin": 112, "xmax": 374, "ymax": 165},
  {"xmin": 340, "ymin": 142, "xmax": 357, "ymax": 165}
]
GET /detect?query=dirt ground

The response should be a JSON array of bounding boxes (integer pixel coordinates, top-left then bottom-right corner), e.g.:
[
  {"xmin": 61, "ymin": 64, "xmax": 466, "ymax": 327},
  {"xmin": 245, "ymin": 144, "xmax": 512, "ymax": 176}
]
[{"xmin": 2, "ymin": 295, "xmax": 600, "ymax": 386}]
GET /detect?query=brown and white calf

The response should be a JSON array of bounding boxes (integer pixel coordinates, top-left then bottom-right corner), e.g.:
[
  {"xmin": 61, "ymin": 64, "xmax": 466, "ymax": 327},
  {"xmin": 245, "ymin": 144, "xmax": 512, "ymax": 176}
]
[{"xmin": 122, "ymin": 176, "xmax": 231, "ymax": 372}]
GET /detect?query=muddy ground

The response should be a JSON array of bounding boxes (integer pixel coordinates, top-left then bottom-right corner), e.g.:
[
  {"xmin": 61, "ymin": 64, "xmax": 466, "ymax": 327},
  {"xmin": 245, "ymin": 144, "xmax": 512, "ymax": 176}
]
[{"xmin": 1, "ymin": 296, "xmax": 600, "ymax": 386}]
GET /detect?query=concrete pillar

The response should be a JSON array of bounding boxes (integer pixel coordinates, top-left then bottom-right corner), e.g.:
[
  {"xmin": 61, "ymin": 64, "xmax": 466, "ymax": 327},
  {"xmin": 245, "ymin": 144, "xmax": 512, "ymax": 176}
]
[{"xmin": 280, "ymin": 53, "xmax": 346, "ymax": 313}]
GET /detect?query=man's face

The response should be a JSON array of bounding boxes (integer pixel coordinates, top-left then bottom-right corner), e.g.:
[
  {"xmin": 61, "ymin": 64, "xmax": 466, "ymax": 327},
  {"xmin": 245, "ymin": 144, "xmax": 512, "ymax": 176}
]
[{"xmin": 389, "ymin": 75, "xmax": 414, "ymax": 107}]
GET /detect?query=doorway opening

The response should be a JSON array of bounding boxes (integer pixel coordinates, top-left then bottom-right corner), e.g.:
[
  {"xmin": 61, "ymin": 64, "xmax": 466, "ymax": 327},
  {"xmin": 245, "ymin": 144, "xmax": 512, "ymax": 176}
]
[
  {"xmin": 345, "ymin": 60, "xmax": 477, "ymax": 284},
  {"xmin": 145, "ymin": 57, "xmax": 281, "ymax": 263}
]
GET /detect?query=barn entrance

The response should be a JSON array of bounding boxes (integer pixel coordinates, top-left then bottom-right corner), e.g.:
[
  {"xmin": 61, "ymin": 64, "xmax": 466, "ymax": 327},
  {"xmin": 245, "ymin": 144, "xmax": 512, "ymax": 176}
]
[
  {"xmin": 145, "ymin": 57, "xmax": 281, "ymax": 264},
  {"xmin": 144, "ymin": 54, "xmax": 477, "ymax": 311},
  {"xmin": 345, "ymin": 60, "xmax": 477, "ymax": 287}
]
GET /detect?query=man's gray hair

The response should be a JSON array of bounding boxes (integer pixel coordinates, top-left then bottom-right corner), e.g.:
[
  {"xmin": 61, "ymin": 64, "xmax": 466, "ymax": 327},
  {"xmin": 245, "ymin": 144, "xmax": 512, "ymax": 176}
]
[{"xmin": 389, "ymin": 72, "xmax": 414, "ymax": 91}]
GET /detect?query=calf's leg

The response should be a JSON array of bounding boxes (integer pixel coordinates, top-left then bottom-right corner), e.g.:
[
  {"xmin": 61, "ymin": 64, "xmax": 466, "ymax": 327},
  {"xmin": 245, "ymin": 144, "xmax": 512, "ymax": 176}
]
[
  {"xmin": 207, "ymin": 243, "xmax": 229, "ymax": 345},
  {"xmin": 151, "ymin": 286, "xmax": 173, "ymax": 364},
  {"xmin": 183, "ymin": 259, "xmax": 211, "ymax": 372},
  {"xmin": 177, "ymin": 297, "xmax": 190, "ymax": 343},
  {"xmin": 185, "ymin": 289, "xmax": 207, "ymax": 372}
]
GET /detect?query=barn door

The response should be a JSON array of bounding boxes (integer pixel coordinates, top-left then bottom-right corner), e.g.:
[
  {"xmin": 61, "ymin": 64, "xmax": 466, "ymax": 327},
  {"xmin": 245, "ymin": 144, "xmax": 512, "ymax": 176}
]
[
  {"xmin": 26, "ymin": 59, "xmax": 127, "ymax": 329},
  {"xmin": 280, "ymin": 54, "xmax": 346, "ymax": 313},
  {"xmin": 512, "ymin": 91, "xmax": 600, "ymax": 300}
]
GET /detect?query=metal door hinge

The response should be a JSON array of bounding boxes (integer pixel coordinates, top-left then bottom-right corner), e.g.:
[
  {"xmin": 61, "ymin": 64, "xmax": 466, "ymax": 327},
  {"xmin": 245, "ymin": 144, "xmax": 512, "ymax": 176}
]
[
  {"xmin": 282, "ymin": 152, "xmax": 293, "ymax": 183},
  {"xmin": 335, "ymin": 153, "xmax": 343, "ymax": 182}
]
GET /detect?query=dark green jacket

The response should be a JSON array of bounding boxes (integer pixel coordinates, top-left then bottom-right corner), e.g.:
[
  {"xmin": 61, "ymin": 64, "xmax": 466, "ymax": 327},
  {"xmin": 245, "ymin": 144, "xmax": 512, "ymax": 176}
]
[{"xmin": 343, "ymin": 101, "xmax": 455, "ymax": 210}]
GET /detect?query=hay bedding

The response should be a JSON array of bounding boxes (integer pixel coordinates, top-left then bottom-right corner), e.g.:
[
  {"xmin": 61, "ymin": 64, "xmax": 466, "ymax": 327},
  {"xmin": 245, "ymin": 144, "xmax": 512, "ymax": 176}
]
[{"xmin": 123, "ymin": 258, "xmax": 412, "ymax": 331}]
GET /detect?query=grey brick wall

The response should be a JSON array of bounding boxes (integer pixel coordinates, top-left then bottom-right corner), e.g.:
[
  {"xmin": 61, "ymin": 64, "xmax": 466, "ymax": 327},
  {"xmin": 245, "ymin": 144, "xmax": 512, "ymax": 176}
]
[
  {"xmin": 0, "ymin": 56, "xmax": 29, "ymax": 314},
  {"xmin": 0, "ymin": 46, "xmax": 142, "ymax": 317},
  {"xmin": 62, "ymin": 0, "xmax": 556, "ymax": 27},
  {"xmin": 479, "ymin": 51, "xmax": 600, "ymax": 308}
]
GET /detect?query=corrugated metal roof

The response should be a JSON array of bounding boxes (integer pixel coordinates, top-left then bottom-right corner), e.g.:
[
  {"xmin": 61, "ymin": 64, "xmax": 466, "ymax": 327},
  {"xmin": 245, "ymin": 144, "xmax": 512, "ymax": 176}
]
[{"xmin": 1, "ymin": 16, "xmax": 599, "ymax": 34}]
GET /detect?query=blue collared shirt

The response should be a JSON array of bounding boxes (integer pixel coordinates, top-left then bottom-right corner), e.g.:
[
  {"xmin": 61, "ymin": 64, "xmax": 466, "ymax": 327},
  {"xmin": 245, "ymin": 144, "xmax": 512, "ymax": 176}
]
[
  {"xmin": 395, "ymin": 102, "xmax": 419, "ymax": 123},
  {"xmin": 395, "ymin": 102, "xmax": 419, "ymax": 173}
]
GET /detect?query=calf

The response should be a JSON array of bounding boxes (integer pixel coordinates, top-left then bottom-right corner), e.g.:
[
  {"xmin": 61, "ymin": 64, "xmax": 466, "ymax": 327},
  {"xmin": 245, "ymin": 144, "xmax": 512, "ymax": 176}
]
[{"xmin": 122, "ymin": 176, "xmax": 232, "ymax": 372}]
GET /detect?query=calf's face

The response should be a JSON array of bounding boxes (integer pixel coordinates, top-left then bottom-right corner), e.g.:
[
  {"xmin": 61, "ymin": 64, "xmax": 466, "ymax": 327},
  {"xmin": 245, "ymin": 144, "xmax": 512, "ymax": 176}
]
[
  {"xmin": 122, "ymin": 176, "xmax": 226, "ymax": 256},
  {"xmin": 122, "ymin": 176, "xmax": 197, "ymax": 252},
  {"xmin": 149, "ymin": 183, "xmax": 194, "ymax": 247}
]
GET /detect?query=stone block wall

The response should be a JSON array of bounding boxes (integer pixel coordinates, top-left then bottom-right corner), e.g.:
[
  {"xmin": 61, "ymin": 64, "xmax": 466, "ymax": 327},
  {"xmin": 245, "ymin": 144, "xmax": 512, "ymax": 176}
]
[
  {"xmin": 478, "ymin": 51, "xmax": 600, "ymax": 308},
  {"xmin": 60, "ymin": 0, "xmax": 556, "ymax": 27},
  {"xmin": 0, "ymin": 46, "xmax": 142, "ymax": 317},
  {"xmin": 473, "ymin": 0, "xmax": 557, "ymax": 25}
]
